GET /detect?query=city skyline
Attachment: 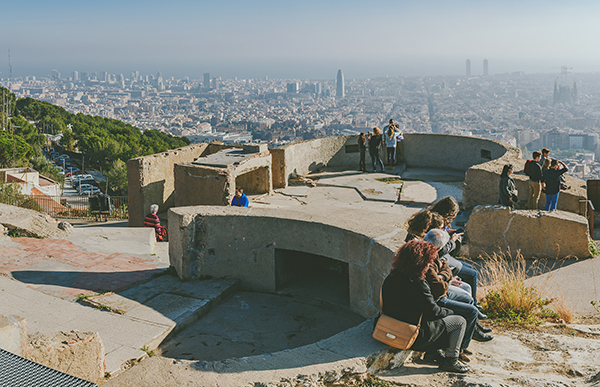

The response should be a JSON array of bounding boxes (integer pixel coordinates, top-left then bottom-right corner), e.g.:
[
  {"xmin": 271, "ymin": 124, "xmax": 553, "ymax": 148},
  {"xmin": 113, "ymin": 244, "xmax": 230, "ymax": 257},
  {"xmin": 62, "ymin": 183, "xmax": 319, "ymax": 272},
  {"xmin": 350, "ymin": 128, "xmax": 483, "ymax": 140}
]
[{"xmin": 2, "ymin": 1, "xmax": 600, "ymax": 80}]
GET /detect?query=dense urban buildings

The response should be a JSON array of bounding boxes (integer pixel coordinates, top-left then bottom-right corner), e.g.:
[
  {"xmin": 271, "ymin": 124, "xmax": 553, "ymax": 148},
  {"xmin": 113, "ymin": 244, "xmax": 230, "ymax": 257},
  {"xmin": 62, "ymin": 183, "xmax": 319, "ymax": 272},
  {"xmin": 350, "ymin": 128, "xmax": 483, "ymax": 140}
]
[{"xmin": 3, "ymin": 68, "xmax": 600, "ymax": 179}]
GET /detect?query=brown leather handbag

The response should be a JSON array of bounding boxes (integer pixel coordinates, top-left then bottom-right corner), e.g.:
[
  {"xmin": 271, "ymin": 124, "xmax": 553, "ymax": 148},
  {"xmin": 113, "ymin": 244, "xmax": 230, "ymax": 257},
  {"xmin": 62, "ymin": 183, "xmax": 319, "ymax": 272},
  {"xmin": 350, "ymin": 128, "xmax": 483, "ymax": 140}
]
[{"xmin": 372, "ymin": 288, "xmax": 422, "ymax": 349}]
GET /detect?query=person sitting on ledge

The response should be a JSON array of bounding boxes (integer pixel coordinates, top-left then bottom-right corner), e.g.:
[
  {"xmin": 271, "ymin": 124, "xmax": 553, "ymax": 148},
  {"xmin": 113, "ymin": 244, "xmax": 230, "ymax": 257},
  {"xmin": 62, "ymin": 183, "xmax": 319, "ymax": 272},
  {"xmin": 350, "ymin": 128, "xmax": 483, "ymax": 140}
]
[
  {"xmin": 404, "ymin": 210, "xmax": 435, "ymax": 242},
  {"xmin": 381, "ymin": 240, "xmax": 469, "ymax": 373},
  {"xmin": 231, "ymin": 187, "xmax": 249, "ymax": 207},
  {"xmin": 144, "ymin": 204, "xmax": 166, "ymax": 242}
]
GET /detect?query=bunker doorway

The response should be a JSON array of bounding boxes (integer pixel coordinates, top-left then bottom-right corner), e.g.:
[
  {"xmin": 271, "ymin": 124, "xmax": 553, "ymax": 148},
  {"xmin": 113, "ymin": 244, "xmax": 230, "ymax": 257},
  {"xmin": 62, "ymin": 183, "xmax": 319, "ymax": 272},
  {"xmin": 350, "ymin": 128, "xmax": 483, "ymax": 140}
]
[{"xmin": 275, "ymin": 249, "xmax": 349, "ymax": 307}]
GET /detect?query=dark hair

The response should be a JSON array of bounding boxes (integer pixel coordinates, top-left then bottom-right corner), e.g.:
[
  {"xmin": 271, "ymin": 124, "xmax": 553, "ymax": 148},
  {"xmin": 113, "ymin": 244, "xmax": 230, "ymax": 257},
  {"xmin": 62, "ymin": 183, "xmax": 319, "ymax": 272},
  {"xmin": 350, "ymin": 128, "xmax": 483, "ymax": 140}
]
[
  {"xmin": 542, "ymin": 148, "xmax": 550, "ymax": 154},
  {"xmin": 391, "ymin": 240, "xmax": 438, "ymax": 280},
  {"xmin": 501, "ymin": 164, "xmax": 513, "ymax": 178},
  {"xmin": 550, "ymin": 159, "xmax": 558, "ymax": 167},
  {"xmin": 406, "ymin": 210, "xmax": 433, "ymax": 238},
  {"xmin": 429, "ymin": 196, "xmax": 459, "ymax": 227},
  {"xmin": 533, "ymin": 151, "xmax": 541, "ymax": 159},
  {"xmin": 428, "ymin": 212, "xmax": 445, "ymax": 231}
]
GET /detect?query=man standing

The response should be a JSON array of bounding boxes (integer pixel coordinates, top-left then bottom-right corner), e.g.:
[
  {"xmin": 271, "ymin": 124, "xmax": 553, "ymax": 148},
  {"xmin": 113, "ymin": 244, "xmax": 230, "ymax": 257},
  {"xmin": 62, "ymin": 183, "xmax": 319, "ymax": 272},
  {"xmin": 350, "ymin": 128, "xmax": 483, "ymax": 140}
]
[
  {"xmin": 231, "ymin": 188, "xmax": 249, "ymax": 207},
  {"xmin": 527, "ymin": 151, "xmax": 544, "ymax": 209},
  {"xmin": 540, "ymin": 148, "xmax": 550, "ymax": 165}
]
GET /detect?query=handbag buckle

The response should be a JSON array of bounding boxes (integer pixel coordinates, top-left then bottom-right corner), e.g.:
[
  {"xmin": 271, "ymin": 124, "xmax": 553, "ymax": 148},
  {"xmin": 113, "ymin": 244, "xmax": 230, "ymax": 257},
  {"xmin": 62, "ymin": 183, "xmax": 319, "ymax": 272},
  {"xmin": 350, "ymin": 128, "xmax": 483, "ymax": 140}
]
[{"xmin": 386, "ymin": 333, "xmax": 396, "ymax": 339}]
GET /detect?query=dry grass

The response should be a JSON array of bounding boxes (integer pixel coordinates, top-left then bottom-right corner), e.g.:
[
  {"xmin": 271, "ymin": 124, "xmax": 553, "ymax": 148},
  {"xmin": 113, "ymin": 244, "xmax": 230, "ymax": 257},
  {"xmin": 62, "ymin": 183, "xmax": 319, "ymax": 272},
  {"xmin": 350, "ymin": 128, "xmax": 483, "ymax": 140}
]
[
  {"xmin": 552, "ymin": 295, "xmax": 574, "ymax": 324},
  {"xmin": 478, "ymin": 250, "xmax": 561, "ymax": 324}
]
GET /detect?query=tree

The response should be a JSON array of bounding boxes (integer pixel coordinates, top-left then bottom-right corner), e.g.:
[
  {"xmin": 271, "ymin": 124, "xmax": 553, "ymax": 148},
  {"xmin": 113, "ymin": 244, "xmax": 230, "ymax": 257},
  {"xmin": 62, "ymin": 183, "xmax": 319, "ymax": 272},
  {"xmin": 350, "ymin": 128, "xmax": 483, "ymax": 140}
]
[
  {"xmin": 104, "ymin": 159, "xmax": 128, "ymax": 196},
  {"xmin": 0, "ymin": 130, "xmax": 34, "ymax": 167}
]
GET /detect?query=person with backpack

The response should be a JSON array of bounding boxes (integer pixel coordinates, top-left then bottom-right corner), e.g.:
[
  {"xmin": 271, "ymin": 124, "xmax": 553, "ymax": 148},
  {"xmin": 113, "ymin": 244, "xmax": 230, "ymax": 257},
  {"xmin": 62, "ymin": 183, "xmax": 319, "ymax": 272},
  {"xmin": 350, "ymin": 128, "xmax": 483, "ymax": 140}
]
[{"xmin": 525, "ymin": 151, "xmax": 544, "ymax": 209}]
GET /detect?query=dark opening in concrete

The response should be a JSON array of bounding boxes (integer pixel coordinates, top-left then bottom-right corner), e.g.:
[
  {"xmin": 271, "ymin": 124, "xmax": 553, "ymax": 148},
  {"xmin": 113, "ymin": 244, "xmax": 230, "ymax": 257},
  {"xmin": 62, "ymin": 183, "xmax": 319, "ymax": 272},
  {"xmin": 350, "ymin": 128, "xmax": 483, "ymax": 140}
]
[
  {"xmin": 235, "ymin": 167, "xmax": 270, "ymax": 194},
  {"xmin": 275, "ymin": 249, "xmax": 350, "ymax": 307}
]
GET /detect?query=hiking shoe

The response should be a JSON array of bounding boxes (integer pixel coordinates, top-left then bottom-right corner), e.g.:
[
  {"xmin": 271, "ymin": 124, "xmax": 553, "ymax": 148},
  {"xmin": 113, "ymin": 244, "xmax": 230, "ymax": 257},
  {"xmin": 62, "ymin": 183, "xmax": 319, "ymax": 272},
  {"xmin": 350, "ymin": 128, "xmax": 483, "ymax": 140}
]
[
  {"xmin": 476, "ymin": 321, "xmax": 492, "ymax": 333},
  {"xmin": 440, "ymin": 358, "xmax": 470, "ymax": 373},
  {"xmin": 473, "ymin": 329, "xmax": 493, "ymax": 342},
  {"xmin": 422, "ymin": 349, "xmax": 445, "ymax": 364}
]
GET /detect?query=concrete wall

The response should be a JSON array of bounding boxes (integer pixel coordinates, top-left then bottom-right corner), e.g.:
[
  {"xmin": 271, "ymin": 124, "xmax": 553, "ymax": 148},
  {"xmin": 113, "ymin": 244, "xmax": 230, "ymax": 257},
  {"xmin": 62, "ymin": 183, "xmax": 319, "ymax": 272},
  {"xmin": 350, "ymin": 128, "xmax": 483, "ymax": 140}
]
[
  {"xmin": 128, "ymin": 143, "xmax": 234, "ymax": 226},
  {"xmin": 128, "ymin": 143, "xmax": 209, "ymax": 227},
  {"xmin": 465, "ymin": 205, "xmax": 592, "ymax": 259},
  {"xmin": 174, "ymin": 164, "xmax": 231, "ymax": 207},
  {"xmin": 168, "ymin": 206, "xmax": 405, "ymax": 318},
  {"xmin": 273, "ymin": 136, "xmax": 357, "ymax": 188},
  {"xmin": 272, "ymin": 134, "xmax": 512, "ymax": 188},
  {"xmin": 462, "ymin": 148, "xmax": 587, "ymax": 213},
  {"xmin": 403, "ymin": 133, "xmax": 510, "ymax": 171}
]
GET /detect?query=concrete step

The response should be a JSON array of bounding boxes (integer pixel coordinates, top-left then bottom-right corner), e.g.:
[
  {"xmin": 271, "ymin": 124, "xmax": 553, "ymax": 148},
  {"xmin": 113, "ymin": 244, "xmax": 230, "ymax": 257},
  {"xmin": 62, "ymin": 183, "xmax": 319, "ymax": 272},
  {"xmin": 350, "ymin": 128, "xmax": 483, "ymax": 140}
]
[{"xmin": 84, "ymin": 275, "xmax": 239, "ymax": 375}]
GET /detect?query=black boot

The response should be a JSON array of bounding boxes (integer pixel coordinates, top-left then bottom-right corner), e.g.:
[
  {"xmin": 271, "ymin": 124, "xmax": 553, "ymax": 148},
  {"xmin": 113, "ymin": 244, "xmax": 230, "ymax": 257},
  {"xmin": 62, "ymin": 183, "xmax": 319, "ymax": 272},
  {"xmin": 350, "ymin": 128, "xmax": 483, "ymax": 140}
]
[
  {"xmin": 439, "ymin": 357, "xmax": 470, "ymax": 373},
  {"xmin": 476, "ymin": 321, "xmax": 492, "ymax": 333},
  {"xmin": 473, "ymin": 327, "xmax": 493, "ymax": 342},
  {"xmin": 423, "ymin": 348, "xmax": 445, "ymax": 364}
]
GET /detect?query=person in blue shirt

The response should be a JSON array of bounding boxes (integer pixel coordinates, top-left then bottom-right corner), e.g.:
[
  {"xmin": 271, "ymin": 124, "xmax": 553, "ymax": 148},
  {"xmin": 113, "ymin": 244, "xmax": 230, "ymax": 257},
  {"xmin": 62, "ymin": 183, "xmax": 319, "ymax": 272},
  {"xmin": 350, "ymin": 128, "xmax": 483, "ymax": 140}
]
[{"xmin": 231, "ymin": 188, "xmax": 249, "ymax": 207}]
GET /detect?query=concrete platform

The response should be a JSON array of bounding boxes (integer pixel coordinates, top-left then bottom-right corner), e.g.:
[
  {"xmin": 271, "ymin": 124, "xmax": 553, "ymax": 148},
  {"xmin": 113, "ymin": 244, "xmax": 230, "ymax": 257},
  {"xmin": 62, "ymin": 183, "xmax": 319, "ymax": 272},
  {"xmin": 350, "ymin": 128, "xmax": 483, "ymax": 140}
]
[{"xmin": 0, "ymin": 274, "xmax": 239, "ymax": 375}]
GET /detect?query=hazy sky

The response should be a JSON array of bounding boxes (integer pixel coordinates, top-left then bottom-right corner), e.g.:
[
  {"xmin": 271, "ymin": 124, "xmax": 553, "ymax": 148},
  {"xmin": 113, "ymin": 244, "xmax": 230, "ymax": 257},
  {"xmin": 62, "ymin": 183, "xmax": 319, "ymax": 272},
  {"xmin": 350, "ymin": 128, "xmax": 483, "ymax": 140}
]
[{"xmin": 2, "ymin": 0, "xmax": 600, "ymax": 80}]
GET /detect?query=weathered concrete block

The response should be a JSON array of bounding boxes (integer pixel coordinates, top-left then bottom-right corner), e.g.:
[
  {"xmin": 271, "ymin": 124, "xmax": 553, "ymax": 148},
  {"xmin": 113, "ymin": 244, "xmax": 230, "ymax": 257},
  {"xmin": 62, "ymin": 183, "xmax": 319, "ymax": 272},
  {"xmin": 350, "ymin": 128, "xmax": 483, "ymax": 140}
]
[
  {"xmin": 465, "ymin": 205, "xmax": 592, "ymax": 259},
  {"xmin": 0, "ymin": 203, "xmax": 72, "ymax": 239},
  {"xmin": 0, "ymin": 315, "xmax": 27, "ymax": 356},
  {"xmin": 24, "ymin": 330, "xmax": 105, "ymax": 384}
]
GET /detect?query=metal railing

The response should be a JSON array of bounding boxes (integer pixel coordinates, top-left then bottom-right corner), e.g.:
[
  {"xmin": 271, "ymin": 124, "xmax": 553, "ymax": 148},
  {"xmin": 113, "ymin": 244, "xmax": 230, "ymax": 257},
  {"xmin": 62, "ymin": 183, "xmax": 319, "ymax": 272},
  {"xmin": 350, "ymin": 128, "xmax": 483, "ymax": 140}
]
[{"xmin": 0, "ymin": 194, "xmax": 128, "ymax": 220}]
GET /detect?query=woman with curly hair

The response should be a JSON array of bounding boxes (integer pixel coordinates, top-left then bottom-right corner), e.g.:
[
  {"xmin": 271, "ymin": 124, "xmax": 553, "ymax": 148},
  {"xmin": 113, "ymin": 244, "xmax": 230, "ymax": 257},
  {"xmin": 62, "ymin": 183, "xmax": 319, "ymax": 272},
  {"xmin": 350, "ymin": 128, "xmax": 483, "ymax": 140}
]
[{"xmin": 381, "ymin": 240, "xmax": 469, "ymax": 373}]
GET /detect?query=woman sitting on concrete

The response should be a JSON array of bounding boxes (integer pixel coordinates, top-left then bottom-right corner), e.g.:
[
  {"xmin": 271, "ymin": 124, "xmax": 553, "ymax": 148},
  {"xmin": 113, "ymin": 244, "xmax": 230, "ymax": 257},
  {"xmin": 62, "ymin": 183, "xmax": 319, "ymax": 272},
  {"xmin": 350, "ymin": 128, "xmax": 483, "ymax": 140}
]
[
  {"xmin": 381, "ymin": 240, "xmax": 469, "ymax": 373},
  {"xmin": 428, "ymin": 199, "xmax": 484, "ymax": 317},
  {"xmin": 499, "ymin": 164, "xmax": 518, "ymax": 209},
  {"xmin": 404, "ymin": 210, "xmax": 435, "ymax": 242}
]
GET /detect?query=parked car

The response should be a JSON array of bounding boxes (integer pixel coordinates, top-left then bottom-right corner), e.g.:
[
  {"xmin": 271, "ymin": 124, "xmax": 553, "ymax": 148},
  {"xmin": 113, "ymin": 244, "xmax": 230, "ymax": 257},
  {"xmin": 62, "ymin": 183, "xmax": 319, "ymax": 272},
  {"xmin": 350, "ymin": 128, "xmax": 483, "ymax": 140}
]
[
  {"xmin": 77, "ymin": 183, "xmax": 94, "ymax": 193},
  {"xmin": 66, "ymin": 169, "xmax": 81, "ymax": 177},
  {"xmin": 80, "ymin": 186, "xmax": 101, "ymax": 196},
  {"xmin": 71, "ymin": 174, "xmax": 94, "ymax": 184},
  {"xmin": 74, "ymin": 178, "xmax": 96, "ymax": 189}
]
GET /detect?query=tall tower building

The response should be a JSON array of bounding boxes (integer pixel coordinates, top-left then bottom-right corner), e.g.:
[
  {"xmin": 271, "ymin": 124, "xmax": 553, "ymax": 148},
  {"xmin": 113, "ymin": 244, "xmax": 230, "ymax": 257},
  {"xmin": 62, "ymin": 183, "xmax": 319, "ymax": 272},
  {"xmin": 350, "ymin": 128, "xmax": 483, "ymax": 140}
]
[
  {"xmin": 466, "ymin": 59, "xmax": 471, "ymax": 78},
  {"xmin": 72, "ymin": 71, "xmax": 79, "ymax": 81},
  {"xmin": 483, "ymin": 59, "xmax": 488, "ymax": 76},
  {"xmin": 336, "ymin": 69, "xmax": 345, "ymax": 98},
  {"xmin": 204, "ymin": 73, "xmax": 211, "ymax": 89}
]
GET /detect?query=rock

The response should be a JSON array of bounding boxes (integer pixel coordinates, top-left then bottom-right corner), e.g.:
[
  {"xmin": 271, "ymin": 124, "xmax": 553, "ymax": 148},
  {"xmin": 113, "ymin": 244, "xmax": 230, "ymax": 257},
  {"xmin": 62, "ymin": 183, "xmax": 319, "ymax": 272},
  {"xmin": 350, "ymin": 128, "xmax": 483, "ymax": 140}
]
[
  {"xmin": 24, "ymin": 330, "xmax": 105, "ymax": 384},
  {"xmin": 0, "ymin": 203, "xmax": 73, "ymax": 239},
  {"xmin": 0, "ymin": 315, "xmax": 27, "ymax": 356},
  {"xmin": 58, "ymin": 221, "xmax": 74, "ymax": 233},
  {"xmin": 465, "ymin": 205, "xmax": 592, "ymax": 259}
]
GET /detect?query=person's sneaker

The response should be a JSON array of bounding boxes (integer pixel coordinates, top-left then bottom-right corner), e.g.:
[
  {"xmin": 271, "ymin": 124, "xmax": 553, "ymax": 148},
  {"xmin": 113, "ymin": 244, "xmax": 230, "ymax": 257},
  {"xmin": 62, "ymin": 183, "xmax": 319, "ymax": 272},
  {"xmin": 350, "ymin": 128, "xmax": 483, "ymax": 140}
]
[
  {"xmin": 422, "ymin": 349, "xmax": 445, "ymax": 364},
  {"xmin": 478, "ymin": 311, "xmax": 488, "ymax": 320},
  {"xmin": 476, "ymin": 321, "xmax": 492, "ymax": 333},
  {"xmin": 458, "ymin": 351, "xmax": 470, "ymax": 363},
  {"xmin": 473, "ymin": 329, "xmax": 493, "ymax": 342},
  {"xmin": 439, "ymin": 357, "xmax": 470, "ymax": 373}
]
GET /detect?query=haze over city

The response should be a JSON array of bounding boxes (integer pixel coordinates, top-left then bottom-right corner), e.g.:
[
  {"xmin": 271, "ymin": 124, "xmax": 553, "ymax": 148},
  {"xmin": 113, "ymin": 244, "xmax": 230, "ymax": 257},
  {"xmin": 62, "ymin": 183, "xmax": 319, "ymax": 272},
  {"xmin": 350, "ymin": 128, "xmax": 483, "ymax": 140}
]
[{"xmin": 2, "ymin": 0, "xmax": 600, "ymax": 80}]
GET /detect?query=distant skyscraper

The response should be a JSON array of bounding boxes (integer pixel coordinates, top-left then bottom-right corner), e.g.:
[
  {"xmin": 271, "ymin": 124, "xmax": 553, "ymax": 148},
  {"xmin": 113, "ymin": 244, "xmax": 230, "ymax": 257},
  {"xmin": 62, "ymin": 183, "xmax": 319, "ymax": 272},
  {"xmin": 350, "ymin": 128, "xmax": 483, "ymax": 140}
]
[
  {"xmin": 336, "ymin": 69, "xmax": 345, "ymax": 98},
  {"xmin": 72, "ymin": 71, "xmax": 79, "ymax": 81},
  {"xmin": 204, "ymin": 73, "xmax": 211, "ymax": 89},
  {"xmin": 483, "ymin": 59, "xmax": 488, "ymax": 76},
  {"xmin": 466, "ymin": 59, "xmax": 471, "ymax": 78}
]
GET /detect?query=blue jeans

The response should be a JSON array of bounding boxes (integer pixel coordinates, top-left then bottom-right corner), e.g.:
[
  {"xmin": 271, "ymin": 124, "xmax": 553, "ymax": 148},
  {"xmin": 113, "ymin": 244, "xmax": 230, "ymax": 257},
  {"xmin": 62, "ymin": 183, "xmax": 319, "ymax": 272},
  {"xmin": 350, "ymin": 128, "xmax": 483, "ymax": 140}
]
[
  {"xmin": 370, "ymin": 151, "xmax": 384, "ymax": 172},
  {"xmin": 456, "ymin": 261, "xmax": 479, "ymax": 306},
  {"xmin": 386, "ymin": 147, "xmax": 396, "ymax": 166},
  {"xmin": 437, "ymin": 296, "xmax": 477, "ymax": 350},
  {"xmin": 545, "ymin": 193, "xmax": 559, "ymax": 211}
]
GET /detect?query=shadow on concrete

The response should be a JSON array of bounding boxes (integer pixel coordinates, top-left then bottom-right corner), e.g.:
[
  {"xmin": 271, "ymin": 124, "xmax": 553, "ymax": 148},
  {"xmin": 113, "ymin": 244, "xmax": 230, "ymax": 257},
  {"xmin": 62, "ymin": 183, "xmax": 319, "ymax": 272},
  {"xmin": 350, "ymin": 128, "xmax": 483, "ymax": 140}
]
[{"xmin": 11, "ymin": 268, "xmax": 164, "ymax": 296}]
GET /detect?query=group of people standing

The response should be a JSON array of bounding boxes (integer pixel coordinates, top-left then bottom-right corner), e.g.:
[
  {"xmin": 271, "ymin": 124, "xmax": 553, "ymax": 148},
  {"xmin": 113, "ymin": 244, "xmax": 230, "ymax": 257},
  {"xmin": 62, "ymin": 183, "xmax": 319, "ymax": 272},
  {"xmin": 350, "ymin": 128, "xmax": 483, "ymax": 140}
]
[
  {"xmin": 499, "ymin": 147, "xmax": 569, "ymax": 211},
  {"xmin": 358, "ymin": 119, "xmax": 404, "ymax": 172},
  {"xmin": 380, "ymin": 196, "xmax": 492, "ymax": 373}
]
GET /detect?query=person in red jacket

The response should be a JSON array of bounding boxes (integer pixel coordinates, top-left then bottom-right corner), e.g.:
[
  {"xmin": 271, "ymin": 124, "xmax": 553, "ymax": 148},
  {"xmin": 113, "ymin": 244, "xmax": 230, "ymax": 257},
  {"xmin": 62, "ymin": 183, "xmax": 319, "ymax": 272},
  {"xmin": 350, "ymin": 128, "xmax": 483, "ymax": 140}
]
[{"xmin": 144, "ymin": 204, "xmax": 166, "ymax": 242}]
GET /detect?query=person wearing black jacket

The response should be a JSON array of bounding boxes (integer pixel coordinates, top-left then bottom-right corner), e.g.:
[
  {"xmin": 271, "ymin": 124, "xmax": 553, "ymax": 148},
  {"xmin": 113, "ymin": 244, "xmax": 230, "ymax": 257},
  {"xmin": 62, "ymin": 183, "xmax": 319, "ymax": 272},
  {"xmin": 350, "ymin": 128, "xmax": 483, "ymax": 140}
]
[
  {"xmin": 527, "ymin": 152, "xmax": 544, "ymax": 209},
  {"xmin": 499, "ymin": 164, "xmax": 518, "ymax": 209},
  {"xmin": 358, "ymin": 133, "xmax": 367, "ymax": 172},
  {"xmin": 381, "ymin": 240, "xmax": 469, "ymax": 373},
  {"xmin": 367, "ymin": 127, "xmax": 385, "ymax": 172},
  {"xmin": 543, "ymin": 159, "xmax": 568, "ymax": 211}
]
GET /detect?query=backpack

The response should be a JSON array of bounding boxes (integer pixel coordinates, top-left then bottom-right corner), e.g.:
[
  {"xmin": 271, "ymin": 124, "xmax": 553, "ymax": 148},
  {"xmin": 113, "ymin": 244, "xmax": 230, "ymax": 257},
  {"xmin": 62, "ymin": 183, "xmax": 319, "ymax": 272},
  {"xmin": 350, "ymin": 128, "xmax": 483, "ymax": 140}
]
[{"xmin": 524, "ymin": 159, "xmax": 533, "ymax": 177}]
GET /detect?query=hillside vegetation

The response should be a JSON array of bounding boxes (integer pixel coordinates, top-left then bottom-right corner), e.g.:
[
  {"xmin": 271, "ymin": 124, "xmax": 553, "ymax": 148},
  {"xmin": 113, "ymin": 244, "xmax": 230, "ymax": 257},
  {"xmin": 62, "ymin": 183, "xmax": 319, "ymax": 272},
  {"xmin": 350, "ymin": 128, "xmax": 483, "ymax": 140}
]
[{"xmin": 1, "ymin": 87, "xmax": 190, "ymax": 194}]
